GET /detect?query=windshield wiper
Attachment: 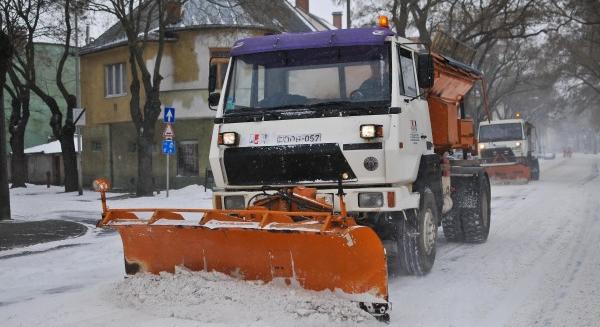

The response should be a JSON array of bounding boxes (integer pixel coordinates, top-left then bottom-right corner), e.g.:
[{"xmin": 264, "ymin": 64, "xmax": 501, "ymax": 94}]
[{"xmin": 307, "ymin": 101, "xmax": 354, "ymax": 109}]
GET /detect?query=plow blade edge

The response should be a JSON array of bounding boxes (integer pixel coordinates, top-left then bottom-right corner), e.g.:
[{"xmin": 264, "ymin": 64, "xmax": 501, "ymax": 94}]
[
  {"xmin": 484, "ymin": 163, "xmax": 531, "ymax": 181},
  {"xmin": 114, "ymin": 223, "xmax": 388, "ymax": 303}
]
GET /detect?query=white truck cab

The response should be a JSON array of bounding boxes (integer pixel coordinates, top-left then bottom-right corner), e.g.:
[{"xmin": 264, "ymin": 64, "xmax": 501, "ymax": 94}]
[{"xmin": 208, "ymin": 28, "xmax": 431, "ymax": 213}]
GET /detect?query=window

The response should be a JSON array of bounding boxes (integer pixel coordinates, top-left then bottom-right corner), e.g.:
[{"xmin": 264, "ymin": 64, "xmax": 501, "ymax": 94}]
[
  {"xmin": 479, "ymin": 123, "xmax": 524, "ymax": 142},
  {"xmin": 398, "ymin": 47, "xmax": 418, "ymax": 97},
  {"xmin": 105, "ymin": 63, "xmax": 127, "ymax": 97},
  {"xmin": 210, "ymin": 48, "xmax": 230, "ymax": 91},
  {"xmin": 91, "ymin": 141, "xmax": 102, "ymax": 152},
  {"xmin": 177, "ymin": 141, "xmax": 199, "ymax": 177},
  {"xmin": 224, "ymin": 45, "xmax": 391, "ymax": 112}
]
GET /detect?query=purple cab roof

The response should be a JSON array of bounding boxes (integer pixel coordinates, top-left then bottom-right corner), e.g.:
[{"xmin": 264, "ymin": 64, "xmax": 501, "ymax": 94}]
[{"xmin": 230, "ymin": 28, "xmax": 396, "ymax": 56}]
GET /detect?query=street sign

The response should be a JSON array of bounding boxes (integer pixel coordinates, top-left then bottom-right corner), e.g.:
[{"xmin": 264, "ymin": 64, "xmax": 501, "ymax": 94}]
[
  {"xmin": 73, "ymin": 108, "xmax": 86, "ymax": 126},
  {"xmin": 163, "ymin": 124, "xmax": 175, "ymax": 139},
  {"xmin": 162, "ymin": 139, "xmax": 175, "ymax": 155},
  {"xmin": 164, "ymin": 107, "xmax": 175, "ymax": 123}
]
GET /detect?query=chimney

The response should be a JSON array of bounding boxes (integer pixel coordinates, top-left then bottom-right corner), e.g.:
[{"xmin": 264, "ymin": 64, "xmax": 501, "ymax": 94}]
[
  {"xmin": 296, "ymin": 0, "xmax": 309, "ymax": 13},
  {"xmin": 332, "ymin": 11, "xmax": 342, "ymax": 29}
]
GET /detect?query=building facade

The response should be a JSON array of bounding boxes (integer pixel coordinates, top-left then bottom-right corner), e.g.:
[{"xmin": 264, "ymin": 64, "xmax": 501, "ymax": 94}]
[{"xmin": 80, "ymin": 0, "xmax": 333, "ymax": 191}]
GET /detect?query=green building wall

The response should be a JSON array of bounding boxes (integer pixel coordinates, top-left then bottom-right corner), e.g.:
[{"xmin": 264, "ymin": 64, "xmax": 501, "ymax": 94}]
[{"xmin": 2, "ymin": 43, "xmax": 77, "ymax": 150}]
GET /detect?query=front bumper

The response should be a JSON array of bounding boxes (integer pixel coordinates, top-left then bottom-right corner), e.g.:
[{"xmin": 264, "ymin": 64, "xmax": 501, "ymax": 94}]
[{"xmin": 214, "ymin": 186, "xmax": 420, "ymax": 213}]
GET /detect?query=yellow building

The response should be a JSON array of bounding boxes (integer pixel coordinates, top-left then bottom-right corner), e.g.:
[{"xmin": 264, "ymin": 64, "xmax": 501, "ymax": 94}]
[{"xmin": 80, "ymin": 0, "xmax": 334, "ymax": 191}]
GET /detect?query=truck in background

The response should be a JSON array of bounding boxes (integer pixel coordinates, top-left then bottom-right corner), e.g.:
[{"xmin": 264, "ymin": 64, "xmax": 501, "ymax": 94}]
[{"xmin": 478, "ymin": 115, "xmax": 540, "ymax": 182}]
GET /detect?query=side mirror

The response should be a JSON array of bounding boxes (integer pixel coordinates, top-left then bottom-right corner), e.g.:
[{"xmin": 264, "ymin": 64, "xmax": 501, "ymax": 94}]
[
  {"xmin": 417, "ymin": 53, "xmax": 435, "ymax": 89},
  {"xmin": 208, "ymin": 92, "xmax": 220, "ymax": 110},
  {"xmin": 208, "ymin": 60, "xmax": 217, "ymax": 93}
]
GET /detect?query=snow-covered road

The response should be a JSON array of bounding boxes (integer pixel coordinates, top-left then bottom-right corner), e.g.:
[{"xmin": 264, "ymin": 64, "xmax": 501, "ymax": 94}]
[{"xmin": 1, "ymin": 155, "xmax": 599, "ymax": 326}]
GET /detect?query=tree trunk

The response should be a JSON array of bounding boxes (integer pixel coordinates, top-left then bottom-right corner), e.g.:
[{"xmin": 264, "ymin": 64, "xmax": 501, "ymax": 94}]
[
  {"xmin": 8, "ymin": 90, "xmax": 30, "ymax": 188},
  {"xmin": 0, "ymin": 31, "xmax": 12, "ymax": 220},
  {"xmin": 136, "ymin": 131, "xmax": 154, "ymax": 196},
  {"xmin": 136, "ymin": 92, "xmax": 161, "ymax": 196},
  {"xmin": 59, "ymin": 130, "xmax": 78, "ymax": 192},
  {"xmin": 392, "ymin": 0, "xmax": 410, "ymax": 37}
]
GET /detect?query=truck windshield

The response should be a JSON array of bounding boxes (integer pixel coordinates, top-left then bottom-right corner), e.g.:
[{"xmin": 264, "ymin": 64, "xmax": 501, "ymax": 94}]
[
  {"xmin": 223, "ymin": 45, "xmax": 390, "ymax": 114},
  {"xmin": 479, "ymin": 123, "xmax": 523, "ymax": 142}
]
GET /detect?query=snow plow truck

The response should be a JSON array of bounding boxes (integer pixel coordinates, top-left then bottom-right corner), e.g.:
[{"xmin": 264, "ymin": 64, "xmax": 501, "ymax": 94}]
[
  {"xmin": 95, "ymin": 18, "xmax": 491, "ymax": 321},
  {"xmin": 478, "ymin": 115, "xmax": 540, "ymax": 182}
]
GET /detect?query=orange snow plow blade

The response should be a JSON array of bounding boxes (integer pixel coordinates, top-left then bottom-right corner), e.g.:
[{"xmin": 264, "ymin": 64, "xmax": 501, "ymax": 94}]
[
  {"xmin": 483, "ymin": 163, "xmax": 531, "ymax": 182},
  {"xmin": 94, "ymin": 182, "xmax": 389, "ymax": 317}
]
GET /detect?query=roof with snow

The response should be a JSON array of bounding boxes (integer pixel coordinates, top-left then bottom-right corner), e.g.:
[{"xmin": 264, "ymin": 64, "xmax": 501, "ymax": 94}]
[
  {"xmin": 24, "ymin": 138, "xmax": 81, "ymax": 155},
  {"xmin": 230, "ymin": 28, "xmax": 395, "ymax": 56},
  {"xmin": 82, "ymin": 0, "xmax": 332, "ymax": 54}
]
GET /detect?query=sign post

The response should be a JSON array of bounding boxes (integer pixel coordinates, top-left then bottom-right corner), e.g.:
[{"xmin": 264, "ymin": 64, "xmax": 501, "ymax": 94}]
[
  {"xmin": 73, "ymin": 108, "xmax": 86, "ymax": 196},
  {"xmin": 163, "ymin": 107, "xmax": 176, "ymax": 197}
]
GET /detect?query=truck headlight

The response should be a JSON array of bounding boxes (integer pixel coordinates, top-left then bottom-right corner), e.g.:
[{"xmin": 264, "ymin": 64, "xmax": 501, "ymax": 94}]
[
  {"xmin": 479, "ymin": 143, "xmax": 485, "ymax": 150},
  {"xmin": 358, "ymin": 192, "xmax": 384, "ymax": 208},
  {"xmin": 219, "ymin": 132, "xmax": 239, "ymax": 146},
  {"xmin": 360, "ymin": 124, "xmax": 383, "ymax": 139},
  {"xmin": 224, "ymin": 195, "xmax": 245, "ymax": 209},
  {"xmin": 515, "ymin": 141, "xmax": 521, "ymax": 147}
]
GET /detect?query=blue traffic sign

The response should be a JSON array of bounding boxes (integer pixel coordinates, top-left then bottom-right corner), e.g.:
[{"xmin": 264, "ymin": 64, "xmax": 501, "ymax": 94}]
[
  {"xmin": 162, "ymin": 139, "xmax": 175, "ymax": 155},
  {"xmin": 164, "ymin": 107, "xmax": 175, "ymax": 123}
]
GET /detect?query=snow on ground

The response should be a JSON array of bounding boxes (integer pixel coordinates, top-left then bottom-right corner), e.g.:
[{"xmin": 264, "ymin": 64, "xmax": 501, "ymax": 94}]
[{"xmin": 1, "ymin": 154, "xmax": 600, "ymax": 326}]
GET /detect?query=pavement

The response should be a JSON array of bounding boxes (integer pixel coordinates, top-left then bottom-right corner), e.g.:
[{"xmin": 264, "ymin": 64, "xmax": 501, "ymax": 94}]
[{"xmin": 0, "ymin": 220, "xmax": 88, "ymax": 251}]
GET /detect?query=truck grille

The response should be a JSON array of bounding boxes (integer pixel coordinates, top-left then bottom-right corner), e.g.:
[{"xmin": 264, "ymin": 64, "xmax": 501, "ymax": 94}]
[
  {"xmin": 223, "ymin": 143, "xmax": 356, "ymax": 186},
  {"xmin": 480, "ymin": 147, "xmax": 516, "ymax": 164}
]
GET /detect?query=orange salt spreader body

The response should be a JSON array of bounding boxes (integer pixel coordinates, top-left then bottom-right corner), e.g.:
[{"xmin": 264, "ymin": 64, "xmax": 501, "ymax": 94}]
[
  {"xmin": 427, "ymin": 52, "xmax": 486, "ymax": 155},
  {"xmin": 95, "ymin": 183, "xmax": 389, "ymax": 319}
]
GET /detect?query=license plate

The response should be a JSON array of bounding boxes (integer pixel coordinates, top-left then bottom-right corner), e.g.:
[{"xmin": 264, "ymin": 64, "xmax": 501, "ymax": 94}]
[{"xmin": 276, "ymin": 133, "xmax": 322, "ymax": 144}]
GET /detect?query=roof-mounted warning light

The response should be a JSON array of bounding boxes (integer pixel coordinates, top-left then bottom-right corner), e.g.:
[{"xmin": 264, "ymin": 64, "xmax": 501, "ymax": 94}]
[
  {"xmin": 378, "ymin": 15, "xmax": 389, "ymax": 29},
  {"xmin": 515, "ymin": 112, "xmax": 522, "ymax": 119}
]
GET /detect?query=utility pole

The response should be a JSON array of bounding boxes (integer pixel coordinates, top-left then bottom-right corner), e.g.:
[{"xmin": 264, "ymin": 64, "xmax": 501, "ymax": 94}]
[
  {"xmin": 75, "ymin": 6, "xmax": 83, "ymax": 196},
  {"xmin": 0, "ymin": 31, "xmax": 12, "ymax": 220},
  {"xmin": 346, "ymin": 0, "xmax": 351, "ymax": 28}
]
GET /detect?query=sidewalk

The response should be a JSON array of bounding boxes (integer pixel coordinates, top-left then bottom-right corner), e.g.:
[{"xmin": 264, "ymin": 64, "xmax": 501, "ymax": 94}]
[{"xmin": 0, "ymin": 220, "xmax": 87, "ymax": 250}]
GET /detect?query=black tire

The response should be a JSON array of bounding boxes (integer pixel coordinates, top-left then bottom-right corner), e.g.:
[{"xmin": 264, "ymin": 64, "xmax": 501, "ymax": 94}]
[
  {"xmin": 396, "ymin": 190, "xmax": 439, "ymax": 275},
  {"xmin": 442, "ymin": 173, "xmax": 491, "ymax": 243},
  {"xmin": 461, "ymin": 174, "xmax": 491, "ymax": 243},
  {"xmin": 530, "ymin": 159, "xmax": 540, "ymax": 181},
  {"xmin": 441, "ymin": 205, "xmax": 464, "ymax": 242}
]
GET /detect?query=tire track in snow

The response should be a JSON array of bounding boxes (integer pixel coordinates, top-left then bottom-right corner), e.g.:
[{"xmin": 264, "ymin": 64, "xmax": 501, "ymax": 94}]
[{"xmin": 388, "ymin": 155, "xmax": 600, "ymax": 326}]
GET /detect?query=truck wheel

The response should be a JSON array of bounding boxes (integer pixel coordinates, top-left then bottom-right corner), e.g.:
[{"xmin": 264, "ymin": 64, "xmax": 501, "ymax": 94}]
[
  {"xmin": 530, "ymin": 159, "xmax": 540, "ymax": 180},
  {"xmin": 441, "ymin": 207, "xmax": 464, "ymax": 242},
  {"xmin": 461, "ymin": 174, "xmax": 491, "ymax": 243},
  {"xmin": 397, "ymin": 190, "xmax": 439, "ymax": 275}
]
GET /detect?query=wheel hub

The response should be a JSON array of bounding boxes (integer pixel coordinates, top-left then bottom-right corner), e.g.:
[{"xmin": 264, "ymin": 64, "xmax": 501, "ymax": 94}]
[{"xmin": 423, "ymin": 209, "xmax": 436, "ymax": 254}]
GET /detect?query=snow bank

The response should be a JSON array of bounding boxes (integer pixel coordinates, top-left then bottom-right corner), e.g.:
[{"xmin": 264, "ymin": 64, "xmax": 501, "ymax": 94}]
[{"xmin": 113, "ymin": 267, "xmax": 377, "ymax": 327}]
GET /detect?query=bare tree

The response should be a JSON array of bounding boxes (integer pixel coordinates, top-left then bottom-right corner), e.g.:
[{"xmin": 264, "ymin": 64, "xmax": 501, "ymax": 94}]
[
  {"xmin": 4, "ymin": 69, "xmax": 30, "ymax": 188},
  {"xmin": 0, "ymin": 1, "xmax": 31, "ymax": 188},
  {"xmin": 5, "ymin": 0, "xmax": 81, "ymax": 192}
]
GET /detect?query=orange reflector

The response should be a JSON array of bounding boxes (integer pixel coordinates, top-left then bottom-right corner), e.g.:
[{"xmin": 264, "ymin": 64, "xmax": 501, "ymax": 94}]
[
  {"xmin": 378, "ymin": 15, "xmax": 389, "ymax": 29},
  {"xmin": 387, "ymin": 192, "xmax": 395, "ymax": 208}
]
